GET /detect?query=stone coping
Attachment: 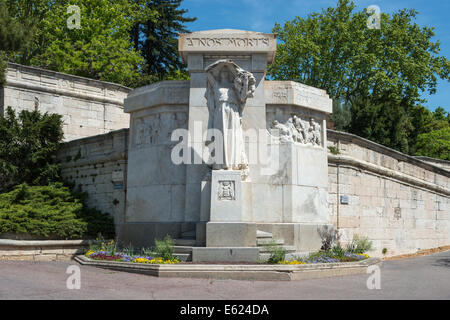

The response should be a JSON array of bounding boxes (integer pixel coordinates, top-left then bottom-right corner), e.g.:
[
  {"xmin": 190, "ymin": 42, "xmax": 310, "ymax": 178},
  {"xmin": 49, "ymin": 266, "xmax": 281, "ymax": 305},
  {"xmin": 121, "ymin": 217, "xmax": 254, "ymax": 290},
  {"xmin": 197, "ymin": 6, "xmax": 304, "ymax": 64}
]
[
  {"xmin": 265, "ymin": 81, "xmax": 333, "ymax": 114},
  {"xmin": 74, "ymin": 255, "xmax": 381, "ymax": 281},
  {"xmin": 328, "ymin": 130, "xmax": 450, "ymax": 176},
  {"xmin": 124, "ymin": 81, "xmax": 190, "ymax": 113},
  {"xmin": 0, "ymin": 239, "xmax": 91, "ymax": 247},
  {"xmin": 328, "ymin": 154, "xmax": 450, "ymax": 196},
  {"xmin": 7, "ymin": 63, "xmax": 131, "ymax": 91}
]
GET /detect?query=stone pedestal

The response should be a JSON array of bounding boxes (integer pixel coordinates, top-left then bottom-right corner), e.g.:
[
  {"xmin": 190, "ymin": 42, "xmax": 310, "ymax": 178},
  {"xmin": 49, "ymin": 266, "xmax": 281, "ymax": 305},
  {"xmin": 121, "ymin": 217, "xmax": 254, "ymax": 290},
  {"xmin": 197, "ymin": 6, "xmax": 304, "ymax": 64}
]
[{"xmin": 210, "ymin": 170, "xmax": 242, "ymax": 222}]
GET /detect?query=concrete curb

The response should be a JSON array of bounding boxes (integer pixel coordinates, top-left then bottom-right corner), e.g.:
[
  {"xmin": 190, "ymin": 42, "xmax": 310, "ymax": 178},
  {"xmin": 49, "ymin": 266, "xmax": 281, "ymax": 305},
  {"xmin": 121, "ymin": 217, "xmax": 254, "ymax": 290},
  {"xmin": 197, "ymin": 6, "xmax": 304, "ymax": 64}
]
[
  {"xmin": 0, "ymin": 239, "xmax": 91, "ymax": 247},
  {"xmin": 74, "ymin": 255, "xmax": 382, "ymax": 281}
]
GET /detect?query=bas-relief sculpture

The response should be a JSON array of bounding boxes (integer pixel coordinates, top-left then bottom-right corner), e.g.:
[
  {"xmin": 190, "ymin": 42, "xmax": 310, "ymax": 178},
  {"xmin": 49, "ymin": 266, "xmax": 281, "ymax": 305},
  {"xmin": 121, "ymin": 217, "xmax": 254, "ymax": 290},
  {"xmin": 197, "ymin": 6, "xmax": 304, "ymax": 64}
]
[
  {"xmin": 218, "ymin": 181, "xmax": 235, "ymax": 201},
  {"xmin": 133, "ymin": 112, "xmax": 188, "ymax": 148},
  {"xmin": 205, "ymin": 59, "xmax": 256, "ymax": 173},
  {"xmin": 271, "ymin": 115, "xmax": 322, "ymax": 146}
]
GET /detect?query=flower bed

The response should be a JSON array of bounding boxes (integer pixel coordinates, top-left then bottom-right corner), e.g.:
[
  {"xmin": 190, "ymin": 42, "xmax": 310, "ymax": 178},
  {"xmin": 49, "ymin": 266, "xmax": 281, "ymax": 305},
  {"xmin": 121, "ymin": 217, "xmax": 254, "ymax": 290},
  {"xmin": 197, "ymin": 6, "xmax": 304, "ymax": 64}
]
[
  {"xmin": 85, "ymin": 250, "xmax": 370, "ymax": 266},
  {"xmin": 278, "ymin": 253, "xmax": 370, "ymax": 265},
  {"xmin": 85, "ymin": 250, "xmax": 180, "ymax": 264}
]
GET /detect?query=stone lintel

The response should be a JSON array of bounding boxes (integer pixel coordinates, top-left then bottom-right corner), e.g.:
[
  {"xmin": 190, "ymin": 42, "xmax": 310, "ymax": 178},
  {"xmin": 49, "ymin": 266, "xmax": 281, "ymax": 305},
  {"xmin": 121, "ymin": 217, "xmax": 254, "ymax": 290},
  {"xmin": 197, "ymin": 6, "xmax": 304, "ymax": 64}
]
[{"xmin": 179, "ymin": 29, "xmax": 277, "ymax": 64}]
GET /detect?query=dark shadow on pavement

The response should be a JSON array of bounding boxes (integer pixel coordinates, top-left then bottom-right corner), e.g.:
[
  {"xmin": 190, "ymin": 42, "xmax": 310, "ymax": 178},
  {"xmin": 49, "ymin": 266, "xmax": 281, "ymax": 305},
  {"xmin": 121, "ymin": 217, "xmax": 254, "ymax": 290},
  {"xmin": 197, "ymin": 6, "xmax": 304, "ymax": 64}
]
[{"xmin": 432, "ymin": 258, "xmax": 450, "ymax": 268}]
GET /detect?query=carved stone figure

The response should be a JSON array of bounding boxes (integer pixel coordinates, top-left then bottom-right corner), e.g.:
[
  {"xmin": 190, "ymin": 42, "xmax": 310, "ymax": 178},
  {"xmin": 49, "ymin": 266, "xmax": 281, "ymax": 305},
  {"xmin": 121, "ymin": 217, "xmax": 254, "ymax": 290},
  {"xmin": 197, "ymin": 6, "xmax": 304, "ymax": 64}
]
[
  {"xmin": 293, "ymin": 115, "xmax": 306, "ymax": 143},
  {"xmin": 218, "ymin": 181, "xmax": 235, "ymax": 201},
  {"xmin": 205, "ymin": 59, "xmax": 256, "ymax": 172},
  {"xmin": 271, "ymin": 115, "xmax": 322, "ymax": 147},
  {"xmin": 271, "ymin": 120, "xmax": 293, "ymax": 143},
  {"xmin": 309, "ymin": 117, "xmax": 322, "ymax": 146}
]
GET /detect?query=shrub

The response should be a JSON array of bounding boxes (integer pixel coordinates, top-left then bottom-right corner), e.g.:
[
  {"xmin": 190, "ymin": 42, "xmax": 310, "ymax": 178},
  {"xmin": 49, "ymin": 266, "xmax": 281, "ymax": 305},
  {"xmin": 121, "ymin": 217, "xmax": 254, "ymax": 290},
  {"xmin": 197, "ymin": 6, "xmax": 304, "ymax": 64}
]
[
  {"xmin": 318, "ymin": 225, "xmax": 339, "ymax": 252},
  {"xmin": 346, "ymin": 235, "xmax": 373, "ymax": 254},
  {"xmin": 154, "ymin": 235, "xmax": 175, "ymax": 261},
  {"xmin": 264, "ymin": 241, "xmax": 286, "ymax": 264},
  {"xmin": 0, "ymin": 107, "xmax": 64, "ymax": 193},
  {"xmin": 0, "ymin": 183, "xmax": 115, "ymax": 239},
  {"xmin": 330, "ymin": 243, "xmax": 346, "ymax": 258}
]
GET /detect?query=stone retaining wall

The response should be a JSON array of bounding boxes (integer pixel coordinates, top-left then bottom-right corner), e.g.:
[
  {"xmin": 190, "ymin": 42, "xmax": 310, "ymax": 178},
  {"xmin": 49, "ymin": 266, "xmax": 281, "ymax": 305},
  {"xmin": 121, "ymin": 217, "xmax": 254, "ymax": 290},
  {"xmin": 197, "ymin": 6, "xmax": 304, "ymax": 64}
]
[
  {"xmin": 57, "ymin": 129, "xmax": 129, "ymax": 236},
  {"xmin": 327, "ymin": 130, "xmax": 449, "ymax": 257},
  {"xmin": 1, "ymin": 63, "xmax": 131, "ymax": 141}
]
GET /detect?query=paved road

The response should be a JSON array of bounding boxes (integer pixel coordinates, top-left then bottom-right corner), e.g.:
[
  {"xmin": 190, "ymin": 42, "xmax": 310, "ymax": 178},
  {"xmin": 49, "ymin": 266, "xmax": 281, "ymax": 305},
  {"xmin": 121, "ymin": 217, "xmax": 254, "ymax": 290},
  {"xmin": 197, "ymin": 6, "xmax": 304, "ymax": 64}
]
[{"xmin": 0, "ymin": 251, "xmax": 449, "ymax": 300}]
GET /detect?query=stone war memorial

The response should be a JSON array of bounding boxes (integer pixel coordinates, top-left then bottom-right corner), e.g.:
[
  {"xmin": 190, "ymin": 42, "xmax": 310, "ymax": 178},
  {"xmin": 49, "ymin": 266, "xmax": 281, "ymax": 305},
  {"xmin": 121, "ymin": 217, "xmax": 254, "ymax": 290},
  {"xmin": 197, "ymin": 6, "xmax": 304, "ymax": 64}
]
[
  {"xmin": 121, "ymin": 29, "xmax": 338, "ymax": 261},
  {"xmin": 4, "ymin": 29, "xmax": 448, "ymax": 263}
]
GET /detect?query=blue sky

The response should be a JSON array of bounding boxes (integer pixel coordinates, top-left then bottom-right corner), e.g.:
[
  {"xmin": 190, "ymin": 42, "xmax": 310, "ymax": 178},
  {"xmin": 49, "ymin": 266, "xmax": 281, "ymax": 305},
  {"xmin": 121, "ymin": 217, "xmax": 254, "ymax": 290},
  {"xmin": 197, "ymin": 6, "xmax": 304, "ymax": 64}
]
[{"xmin": 181, "ymin": 0, "xmax": 450, "ymax": 112}]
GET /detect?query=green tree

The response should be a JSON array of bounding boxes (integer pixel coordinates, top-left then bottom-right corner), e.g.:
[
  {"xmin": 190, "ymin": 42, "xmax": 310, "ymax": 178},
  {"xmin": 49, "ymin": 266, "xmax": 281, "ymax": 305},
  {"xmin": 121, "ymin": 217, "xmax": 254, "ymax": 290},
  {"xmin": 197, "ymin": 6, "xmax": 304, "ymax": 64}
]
[
  {"xmin": 4, "ymin": 0, "xmax": 159, "ymax": 87},
  {"xmin": 330, "ymin": 100, "xmax": 351, "ymax": 131},
  {"xmin": 269, "ymin": 0, "xmax": 450, "ymax": 153},
  {"xmin": 413, "ymin": 107, "xmax": 450, "ymax": 160},
  {"xmin": 31, "ymin": 0, "xmax": 150, "ymax": 86},
  {"xmin": 4, "ymin": 0, "xmax": 194, "ymax": 87},
  {"xmin": 415, "ymin": 127, "xmax": 450, "ymax": 160},
  {"xmin": 0, "ymin": 0, "xmax": 32, "ymax": 84},
  {"xmin": 0, "ymin": 107, "xmax": 64, "ymax": 193},
  {"xmin": 130, "ymin": 0, "xmax": 196, "ymax": 85}
]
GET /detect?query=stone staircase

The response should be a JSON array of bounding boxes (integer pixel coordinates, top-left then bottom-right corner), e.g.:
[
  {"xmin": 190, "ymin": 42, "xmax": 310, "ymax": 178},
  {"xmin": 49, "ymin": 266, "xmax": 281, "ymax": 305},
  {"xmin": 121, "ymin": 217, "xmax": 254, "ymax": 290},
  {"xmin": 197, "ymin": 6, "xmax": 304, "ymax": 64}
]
[
  {"xmin": 173, "ymin": 230, "xmax": 196, "ymax": 262},
  {"xmin": 173, "ymin": 230, "xmax": 301, "ymax": 262},
  {"xmin": 256, "ymin": 230, "xmax": 297, "ymax": 261}
]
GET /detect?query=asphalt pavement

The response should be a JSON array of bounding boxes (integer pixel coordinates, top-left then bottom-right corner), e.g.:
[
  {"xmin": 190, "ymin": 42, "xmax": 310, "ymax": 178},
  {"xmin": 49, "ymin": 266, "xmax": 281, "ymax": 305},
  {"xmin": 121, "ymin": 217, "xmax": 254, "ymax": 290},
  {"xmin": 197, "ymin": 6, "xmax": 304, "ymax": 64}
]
[{"xmin": 0, "ymin": 250, "xmax": 449, "ymax": 300}]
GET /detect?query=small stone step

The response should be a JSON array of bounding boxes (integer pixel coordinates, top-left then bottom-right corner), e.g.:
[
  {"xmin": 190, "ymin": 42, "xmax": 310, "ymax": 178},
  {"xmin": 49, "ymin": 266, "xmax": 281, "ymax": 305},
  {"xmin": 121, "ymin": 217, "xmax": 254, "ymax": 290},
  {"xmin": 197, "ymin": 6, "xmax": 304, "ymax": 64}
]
[
  {"xmin": 173, "ymin": 246, "xmax": 194, "ymax": 254},
  {"xmin": 256, "ymin": 230, "xmax": 273, "ymax": 239},
  {"xmin": 174, "ymin": 238, "xmax": 196, "ymax": 246},
  {"xmin": 257, "ymin": 238, "xmax": 284, "ymax": 246},
  {"xmin": 174, "ymin": 253, "xmax": 191, "ymax": 262},
  {"xmin": 181, "ymin": 230, "xmax": 196, "ymax": 238}
]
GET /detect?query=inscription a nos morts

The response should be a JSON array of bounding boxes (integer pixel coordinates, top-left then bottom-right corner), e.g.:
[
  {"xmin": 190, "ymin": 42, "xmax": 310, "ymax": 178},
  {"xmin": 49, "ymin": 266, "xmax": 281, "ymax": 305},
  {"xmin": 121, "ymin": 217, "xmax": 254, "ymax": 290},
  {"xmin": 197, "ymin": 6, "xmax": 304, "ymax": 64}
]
[{"xmin": 186, "ymin": 37, "xmax": 270, "ymax": 48}]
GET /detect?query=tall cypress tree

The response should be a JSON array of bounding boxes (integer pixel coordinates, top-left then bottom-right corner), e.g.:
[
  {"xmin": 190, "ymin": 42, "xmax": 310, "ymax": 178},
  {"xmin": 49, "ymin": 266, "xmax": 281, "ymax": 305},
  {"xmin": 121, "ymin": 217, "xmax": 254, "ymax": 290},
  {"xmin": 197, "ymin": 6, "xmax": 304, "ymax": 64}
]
[{"xmin": 131, "ymin": 0, "xmax": 196, "ymax": 84}]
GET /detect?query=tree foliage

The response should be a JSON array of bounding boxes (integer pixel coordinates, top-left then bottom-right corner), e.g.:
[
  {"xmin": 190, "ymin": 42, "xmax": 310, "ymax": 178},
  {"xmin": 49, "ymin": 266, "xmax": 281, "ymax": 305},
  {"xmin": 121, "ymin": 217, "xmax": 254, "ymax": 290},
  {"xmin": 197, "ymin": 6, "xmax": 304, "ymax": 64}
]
[
  {"xmin": 130, "ymin": 0, "xmax": 196, "ymax": 85},
  {"xmin": 0, "ymin": 107, "xmax": 64, "ymax": 193},
  {"xmin": 0, "ymin": 0, "xmax": 32, "ymax": 84},
  {"xmin": 413, "ymin": 107, "xmax": 450, "ymax": 160},
  {"xmin": 2, "ymin": 0, "xmax": 194, "ymax": 87},
  {"xmin": 269, "ymin": 0, "xmax": 450, "ymax": 154}
]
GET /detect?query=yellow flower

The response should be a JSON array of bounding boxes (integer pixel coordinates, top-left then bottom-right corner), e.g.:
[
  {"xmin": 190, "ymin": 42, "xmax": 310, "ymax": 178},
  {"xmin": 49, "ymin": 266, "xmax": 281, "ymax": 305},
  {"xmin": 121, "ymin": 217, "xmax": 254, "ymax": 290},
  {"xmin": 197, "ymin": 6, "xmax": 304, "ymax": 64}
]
[
  {"xmin": 85, "ymin": 250, "xmax": 95, "ymax": 257},
  {"xmin": 278, "ymin": 260, "xmax": 305, "ymax": 265}
]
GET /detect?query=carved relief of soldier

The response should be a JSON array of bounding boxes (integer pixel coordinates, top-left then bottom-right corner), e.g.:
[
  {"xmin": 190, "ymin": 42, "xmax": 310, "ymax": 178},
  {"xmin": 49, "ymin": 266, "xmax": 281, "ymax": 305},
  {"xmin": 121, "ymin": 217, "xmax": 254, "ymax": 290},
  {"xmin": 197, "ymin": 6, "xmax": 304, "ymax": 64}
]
[{"xmin": 270, "ymin": 115, "xmax": 322, "ymax": 147}]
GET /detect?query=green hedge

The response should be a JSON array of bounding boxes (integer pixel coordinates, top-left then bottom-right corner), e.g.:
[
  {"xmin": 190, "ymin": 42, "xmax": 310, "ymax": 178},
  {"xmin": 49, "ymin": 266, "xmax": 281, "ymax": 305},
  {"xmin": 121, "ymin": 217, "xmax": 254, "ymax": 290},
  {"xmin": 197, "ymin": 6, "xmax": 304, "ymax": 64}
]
[{"xmin": 0, "ymin": 183, "xmax": 115, "ymax": 239}]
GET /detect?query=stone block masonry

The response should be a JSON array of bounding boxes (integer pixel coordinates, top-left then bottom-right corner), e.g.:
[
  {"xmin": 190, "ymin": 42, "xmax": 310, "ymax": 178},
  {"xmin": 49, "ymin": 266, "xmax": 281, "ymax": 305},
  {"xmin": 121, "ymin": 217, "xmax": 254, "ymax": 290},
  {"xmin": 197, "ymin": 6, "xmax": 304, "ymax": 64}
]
[
  {"xmin": 327, "ymin": 130, "xmax": 450, "ymax": 257},
  {"xmin": 57, "ymin": 129, "xmax": 129, "ymax": 237},
  {"xmin": 0, "ymin": 63, "xmax": 131, "ymax": 141}
]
